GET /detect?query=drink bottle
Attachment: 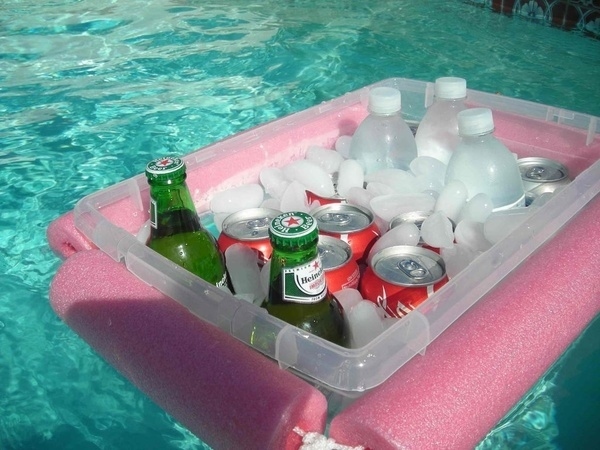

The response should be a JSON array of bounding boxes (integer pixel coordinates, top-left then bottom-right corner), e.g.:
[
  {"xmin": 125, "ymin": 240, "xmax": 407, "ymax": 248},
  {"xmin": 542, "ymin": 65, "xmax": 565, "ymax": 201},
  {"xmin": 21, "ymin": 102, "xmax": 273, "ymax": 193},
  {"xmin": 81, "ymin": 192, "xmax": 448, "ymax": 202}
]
[
  {"xmin": 264, "ymin": 211, "xmax": 349, "ymax": 347},
  {"xmin": 349, "ymin": 86, "xmax": 417, "ymax": 173},
  {"xmin": 145, "ymin": 156, "xmax": 230, "ymax": 289},
  {"xmin": 415, "ymin": 77, "xmax": 468, "ymax": 165},
  {"xmin": 445, "ymin": 108, "xmax": 525, "ymax": 210}
]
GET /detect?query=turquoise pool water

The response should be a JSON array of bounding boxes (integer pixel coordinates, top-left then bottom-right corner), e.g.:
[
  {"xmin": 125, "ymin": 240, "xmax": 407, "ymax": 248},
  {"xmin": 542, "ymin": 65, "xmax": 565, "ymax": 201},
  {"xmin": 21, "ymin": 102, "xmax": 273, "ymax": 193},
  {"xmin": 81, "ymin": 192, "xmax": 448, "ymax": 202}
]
[{"xmin": 1, "ymin": 0, "xmax": 599, "ymax": 449}]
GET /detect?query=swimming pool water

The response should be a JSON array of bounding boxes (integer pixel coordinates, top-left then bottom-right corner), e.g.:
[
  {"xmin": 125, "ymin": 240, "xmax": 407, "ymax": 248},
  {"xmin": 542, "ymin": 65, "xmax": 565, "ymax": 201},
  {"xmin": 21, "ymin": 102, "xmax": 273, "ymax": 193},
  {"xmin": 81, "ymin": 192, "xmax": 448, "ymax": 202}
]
[{"xmin": 1, "ymin": 0, "xmax": 599, "ymax": 449}]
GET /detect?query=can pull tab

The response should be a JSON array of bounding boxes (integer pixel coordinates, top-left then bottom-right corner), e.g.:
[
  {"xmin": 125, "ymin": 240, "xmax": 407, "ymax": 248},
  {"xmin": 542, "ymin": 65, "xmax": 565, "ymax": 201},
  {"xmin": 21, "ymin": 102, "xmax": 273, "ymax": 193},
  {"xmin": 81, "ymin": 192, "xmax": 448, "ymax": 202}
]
[
  {"xmin": 526, "ymin": 166, "xmax": 546, "ymax": 180},
  {"xmin": 398, "ymin": 258, "xmax": 428, "ymax": 280},
  {"xmin": 246, "ymin": 218, "xmax": 270, "ymax": 236},
  {"xmin": 320, "ymin": 213, "xmax": 351, "ymax": 226}
]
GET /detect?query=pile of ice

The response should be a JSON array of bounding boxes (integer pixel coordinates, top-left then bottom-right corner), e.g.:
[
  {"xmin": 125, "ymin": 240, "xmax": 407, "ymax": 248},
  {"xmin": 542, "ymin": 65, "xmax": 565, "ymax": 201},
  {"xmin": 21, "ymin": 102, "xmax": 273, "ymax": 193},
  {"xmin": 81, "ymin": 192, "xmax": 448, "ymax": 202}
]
[{"xmin": 210, "ymin": 136, "xmax": 554, "ymax": 348}]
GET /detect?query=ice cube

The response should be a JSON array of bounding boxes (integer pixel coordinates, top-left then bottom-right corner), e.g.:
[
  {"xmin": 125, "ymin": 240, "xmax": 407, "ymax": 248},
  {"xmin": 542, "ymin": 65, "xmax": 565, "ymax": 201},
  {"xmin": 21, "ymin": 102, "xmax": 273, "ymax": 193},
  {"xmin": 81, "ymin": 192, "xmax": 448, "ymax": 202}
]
[
  {"xmin": 366, "ymin": 181, "xmax": 395, "ymax": 197},
  {"xmin": 260, "ymin": 167, "xmax": 290, "ymax": 200},
  {"xmin": 279, "ymin": 180, "xmax": 310, "ymax": 213},
  {"xmin": 434, "ymin": 180, "xmax": 468, "ymax": 224},
  {"xmin": 213, "ymin": 212, "xmax": 230, "ymax": 233},
  {"xmin": 440, "ymin": 244, "xmax": 481, "ymax": 279},
  {"xmin": 333, "ymin": 288, "xmax": 363, "ymax": 313},
  {"xmin": 225, "ymin": 243, "xmax": 264, "ymax": 305},
  {"xmin": 336, "ymin": 159, "xmax": 364, "ymax": 197},
  {"xmin": 335, "ymin": 135, "xmax": 353, "ymax": 159},
  {"xmin": 457, "ymin": 193, "xmax": 493, "ymax": 223},
  {"xmin": 210, "ymin": 183, "xmax": 265, "ymax": 214},
  {"xmin": 305, "ymin": 145, "xmax": 344, "ymax": 174},
  {"xmin": 370, "ymin": 193, "xmax": 436, "ymax": 222},
  {"xmin": 410, "ymin": 156, "xmax": 447, "ymax": 182},
  {"xmin": 136, "ymin": 219, "xmax": 151, "ymax": 244},
  {"xmin": 365, "ymin": 168, "xmax": 423, "ymax": 193},
  {"xmin": 283, "ymin": 160, "xmax": 335, "ymax": 197},
  {"xmin": 260, "ymin": 260, "xmax": 271, "ymax": 299},
  {"xmin": 421, "ymin": 210, "xmax": 454, "ymax": 249},
  {"xmin": 454, "ymin": 220, "xmax": 492, "ymax": 252},
  {"xmin": 348, "ymin": 300, "xmax": 385, "ymax": 348},
  {"xmin": 415, "ymin": 174, "xmax": 444, "ymax": 194},
  {"xmin": 367, "ymin": 223, "xmax": 420, "ymax": 263},
  {"xmin": 260, "ymin": 196, "xmax": 281, "ymax": 210},
  {"xmin": 483, "ymin": 207, "xmax": 532, "ymax": 244},
  {"xmin": 345, "ymin": 186, "xmax": 374, "ymax": 212}
]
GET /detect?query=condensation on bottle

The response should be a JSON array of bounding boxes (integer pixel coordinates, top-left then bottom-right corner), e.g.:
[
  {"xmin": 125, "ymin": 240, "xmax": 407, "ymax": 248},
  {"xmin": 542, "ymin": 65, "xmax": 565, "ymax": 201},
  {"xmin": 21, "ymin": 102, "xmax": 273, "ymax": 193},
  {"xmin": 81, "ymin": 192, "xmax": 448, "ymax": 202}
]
[
  {"xmin": 349, "ymin": 86, "xmax": 417, "ymax": 174},
  {"xmin": 415, "ymin": 77, "xmax": 468, "ymax": 165},
  {"xmin": 445, "ymin": 108, "xmax": 525, "ymax": 211}
]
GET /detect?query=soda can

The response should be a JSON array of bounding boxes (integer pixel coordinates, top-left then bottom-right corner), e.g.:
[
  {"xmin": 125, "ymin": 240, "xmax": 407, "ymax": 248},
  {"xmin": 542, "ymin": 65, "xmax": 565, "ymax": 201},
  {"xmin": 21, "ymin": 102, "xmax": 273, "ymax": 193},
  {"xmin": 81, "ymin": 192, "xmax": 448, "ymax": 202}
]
[
  {"xmin": 217, "ymin": 207, "xmax": 281, "ymax": 265},
  {"xmin": 306, "ymin": 190, "xmax": 345, "ymax": 206},
  {"xmin": 360, "ymin": 245, "xmax": 447, "ymax": 318},
  {"xmin": 518, "ymin": 157, "xmax": 571, "ymax": 199},
  {"xmin": 311, "ymin": 203, "xmax": 380, "ymax": 264},
  {"xmin": 389, "ymin": 210, "xmax": 432, "ymax": 241},
  {"xmin": 318, "ymin": 235, "xmax": 360, "ymax": 293},
  {"xmin": 306, "ymin": 172, "xmax": 346, "ymax": 206}
]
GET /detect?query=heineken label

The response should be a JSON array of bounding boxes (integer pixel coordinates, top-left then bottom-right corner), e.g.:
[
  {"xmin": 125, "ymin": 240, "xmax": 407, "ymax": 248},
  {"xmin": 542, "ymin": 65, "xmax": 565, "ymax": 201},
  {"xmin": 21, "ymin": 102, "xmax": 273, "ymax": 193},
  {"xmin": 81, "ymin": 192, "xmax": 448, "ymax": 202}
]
[
  {"xmin": 270, "ymin": 211, "xmax": 316, "ymax": 238},
  {"xmin": 282, "ymin": 256, "xmax": 327, "ymax": 304}
]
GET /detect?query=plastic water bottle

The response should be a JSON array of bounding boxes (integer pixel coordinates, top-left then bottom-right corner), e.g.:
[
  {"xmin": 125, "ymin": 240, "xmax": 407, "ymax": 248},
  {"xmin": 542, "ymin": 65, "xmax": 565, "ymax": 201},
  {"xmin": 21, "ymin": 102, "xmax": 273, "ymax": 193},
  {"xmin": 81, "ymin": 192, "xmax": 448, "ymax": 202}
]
[
  {"xmin": 415, "ymin": 77, "xmax": 468, "ymax": 165},
  {"xmin": 445, "ymin": 108, "xmax": 525, "ymax": 211},
  {"xmin": 349, "ymin": 86, "xmax": 417, "ymax": 174}
]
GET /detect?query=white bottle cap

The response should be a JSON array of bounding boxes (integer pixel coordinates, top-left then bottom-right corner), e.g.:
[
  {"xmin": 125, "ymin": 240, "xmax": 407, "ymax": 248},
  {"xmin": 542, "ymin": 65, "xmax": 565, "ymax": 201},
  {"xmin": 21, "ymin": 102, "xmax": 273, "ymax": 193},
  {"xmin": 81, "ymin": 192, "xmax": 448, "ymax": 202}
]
[
  {"xmin": 434, "ymin": 77, "xmax": 467, "ymax": 99},
  {"xmin": 458, "ymin": 108, "xmax": 495, "ymax": 136},
  {"xmin": 368, "ymin": 87, "xmax": 402, "ymax": 114}
]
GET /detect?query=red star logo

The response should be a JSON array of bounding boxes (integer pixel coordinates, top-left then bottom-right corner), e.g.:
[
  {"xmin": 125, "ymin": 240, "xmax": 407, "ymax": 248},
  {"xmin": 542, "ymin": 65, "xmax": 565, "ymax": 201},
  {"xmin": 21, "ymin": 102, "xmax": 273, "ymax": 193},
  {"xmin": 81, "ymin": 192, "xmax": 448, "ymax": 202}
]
[
  {"xmin": 284, "ymin": 216, "xmax": 301, "ymax": 227},
  {"xmin": 158, "ymin": 158, "xmax": 172, "ymax": 166},
  {"xmin": 312, "ymin": 260, "xmax": 320, "ymax": 270}
]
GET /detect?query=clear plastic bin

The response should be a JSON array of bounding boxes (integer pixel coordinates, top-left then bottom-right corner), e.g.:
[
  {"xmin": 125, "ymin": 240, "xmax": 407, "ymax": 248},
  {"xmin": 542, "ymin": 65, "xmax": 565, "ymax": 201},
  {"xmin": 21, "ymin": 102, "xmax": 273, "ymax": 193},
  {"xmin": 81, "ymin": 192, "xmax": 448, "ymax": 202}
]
[{"xmin": 72, "ymin": 78, "xmax": 600, "ymax": 395}]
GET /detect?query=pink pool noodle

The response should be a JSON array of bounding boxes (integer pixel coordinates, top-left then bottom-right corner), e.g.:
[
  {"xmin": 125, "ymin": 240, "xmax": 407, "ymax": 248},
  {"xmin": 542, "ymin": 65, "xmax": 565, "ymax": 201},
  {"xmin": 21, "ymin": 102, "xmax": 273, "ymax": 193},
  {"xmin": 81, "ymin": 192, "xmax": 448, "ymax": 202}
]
[
  {"xmin": 49, "ymin": 250, "xmax": 328, "ymax": 450},
  {"xmin": 47, "ymin": 211, "xmax": 96, "ymax": 259},
  {"xmin": 330, "ymin": 193, "xmax": 600, "ymax": 450}
]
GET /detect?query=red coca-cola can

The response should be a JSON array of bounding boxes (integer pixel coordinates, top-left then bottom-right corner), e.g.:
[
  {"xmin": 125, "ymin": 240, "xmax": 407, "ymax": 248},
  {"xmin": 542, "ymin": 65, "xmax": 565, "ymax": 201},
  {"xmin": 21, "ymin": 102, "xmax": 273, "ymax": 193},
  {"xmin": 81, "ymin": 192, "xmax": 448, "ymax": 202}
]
[
  {"xmin": 217, "ymin": 207, "xmax": 281, "ymax": 266},
  {"xmin": 388, "ymin": 210, "xmax": 440, "ymax": 253},
  {"xmin": 312, "ymin": 203, "xmax": 380, "ymax": 264},
  {"xmin": 360, "ymin": 245, "xmax": 447, "ymax": 318},
  {"xmin": 306, "ymin": 190, "xmax": 345, "ymax": 206},
  {"xmin": 318, "ymin": 235, "xmax": 360, "ymax": 293}
]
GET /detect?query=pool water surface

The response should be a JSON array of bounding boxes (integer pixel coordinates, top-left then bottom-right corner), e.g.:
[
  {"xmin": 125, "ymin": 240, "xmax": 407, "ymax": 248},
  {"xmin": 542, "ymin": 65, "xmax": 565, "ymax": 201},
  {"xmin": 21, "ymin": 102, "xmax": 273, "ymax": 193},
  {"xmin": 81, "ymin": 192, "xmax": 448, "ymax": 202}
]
[{"xmin": 1, "ymin": 0, "xmax": 599, "ymax": 449}]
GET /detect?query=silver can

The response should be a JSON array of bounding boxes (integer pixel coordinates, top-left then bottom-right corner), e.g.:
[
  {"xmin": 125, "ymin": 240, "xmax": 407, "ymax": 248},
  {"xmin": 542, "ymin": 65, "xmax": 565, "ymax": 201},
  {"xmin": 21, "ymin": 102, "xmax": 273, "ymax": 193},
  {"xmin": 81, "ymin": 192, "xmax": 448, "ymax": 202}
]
[
  {"xmin": 217, "ymin": 207, "xmax": 282, "ymax": 265},
  {"xmin": 317, "ymin": 235, "xmax": 360, "ymax": 292},
  {"xmin": 359, "ymin": 245, "xmax": 447, "ymax": 318},
  {"xmin": 518, "ymin": 157, "xmax": 571, "ymax": 199},
  {"xmin": 311, "ymin": 203, "xmax": 380, "ymax": 263},
  {"xmin": 389, "ymin": 210, "xmax": 432, "ymax": 245}
]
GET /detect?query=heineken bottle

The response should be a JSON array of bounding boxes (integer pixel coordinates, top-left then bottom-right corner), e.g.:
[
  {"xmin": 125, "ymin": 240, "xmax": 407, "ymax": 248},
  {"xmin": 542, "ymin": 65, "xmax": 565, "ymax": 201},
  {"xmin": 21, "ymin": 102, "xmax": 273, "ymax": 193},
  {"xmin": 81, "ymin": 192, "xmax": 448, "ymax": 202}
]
[
  {"xmin": 265, "ymin": 211, "xmax": 349, "ymax": 347},
  {"xmin": 145, "ymin": 156, "xmax": 230, "ymax": 290}
]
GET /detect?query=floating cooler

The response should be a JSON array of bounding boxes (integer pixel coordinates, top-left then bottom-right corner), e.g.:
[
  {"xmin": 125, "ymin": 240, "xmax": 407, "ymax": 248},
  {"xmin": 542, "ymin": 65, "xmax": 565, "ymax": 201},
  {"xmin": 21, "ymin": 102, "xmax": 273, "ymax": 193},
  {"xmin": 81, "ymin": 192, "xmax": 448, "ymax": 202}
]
[{"xmin": 47, "ymin": 78, "xmax": 600, "ymax": 450}]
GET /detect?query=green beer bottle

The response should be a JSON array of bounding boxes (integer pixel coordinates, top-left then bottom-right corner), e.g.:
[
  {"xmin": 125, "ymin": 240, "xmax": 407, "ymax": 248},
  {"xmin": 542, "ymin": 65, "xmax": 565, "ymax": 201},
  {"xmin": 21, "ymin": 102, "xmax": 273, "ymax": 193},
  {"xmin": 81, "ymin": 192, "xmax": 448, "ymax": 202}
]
[
  {"xmin": 265, "ymin": 211, "xmax": 349, "ymax": 347},
  {"xmin": 145, "ymin": 156, "xmax": 230, "ymax": 289}
]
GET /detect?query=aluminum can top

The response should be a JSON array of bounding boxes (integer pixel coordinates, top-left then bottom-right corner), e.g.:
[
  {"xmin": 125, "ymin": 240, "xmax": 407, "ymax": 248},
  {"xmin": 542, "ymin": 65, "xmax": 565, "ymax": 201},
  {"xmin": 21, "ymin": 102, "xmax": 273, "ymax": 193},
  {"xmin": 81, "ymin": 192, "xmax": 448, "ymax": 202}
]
[
  {"xmin": 388, "ymin": 210, "xmax": 432, "ymax": 231},
  {"xmin": 311, "ymin": 203, "xmax": 374, "ymax": 233},
  {"xmin": 518, "ymin": 157, "xmax": 569, "ymax": 183},
  {"xmin": 222, "ymin": 208, "xmax": 281, "ymax": 241},
  {"xmin": 370, "ymin": 245, "xmax": 446, "ymax": 287},
  {"xmin": 318, "ymin": 235, "xmax": 353, "ymax": 271}
]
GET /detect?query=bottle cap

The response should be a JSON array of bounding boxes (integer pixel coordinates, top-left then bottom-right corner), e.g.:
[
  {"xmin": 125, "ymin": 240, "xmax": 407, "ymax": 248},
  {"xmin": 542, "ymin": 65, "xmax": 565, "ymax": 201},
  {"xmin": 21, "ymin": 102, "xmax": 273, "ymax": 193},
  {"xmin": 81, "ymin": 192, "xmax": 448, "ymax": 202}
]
[
  {"xmin": 457, "ymin": 108, "xmax": 495, "ymax": 136},
  {"xmin": 146, "ymin": 156, "xmax": 186, "ymax": 182},
  {"xmin": 434, "ymin": 77, "xmax": 467, "ymax": 99},
  {"xmin": 269, "ymin": 211, "xmax": 319, "ymax": 248},
  {"xmin": 368, "ymin": 87, "xmax": 402, "ymax": 114}
]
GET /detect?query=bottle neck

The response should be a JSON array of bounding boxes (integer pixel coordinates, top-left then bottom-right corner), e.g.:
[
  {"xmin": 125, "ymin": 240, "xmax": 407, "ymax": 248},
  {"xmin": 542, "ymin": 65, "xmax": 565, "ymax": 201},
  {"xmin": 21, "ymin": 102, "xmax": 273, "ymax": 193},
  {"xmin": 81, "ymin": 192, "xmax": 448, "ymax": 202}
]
[{"xmin": 148, "ymin": 180, "xmax": 201, "ymax": 235}]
